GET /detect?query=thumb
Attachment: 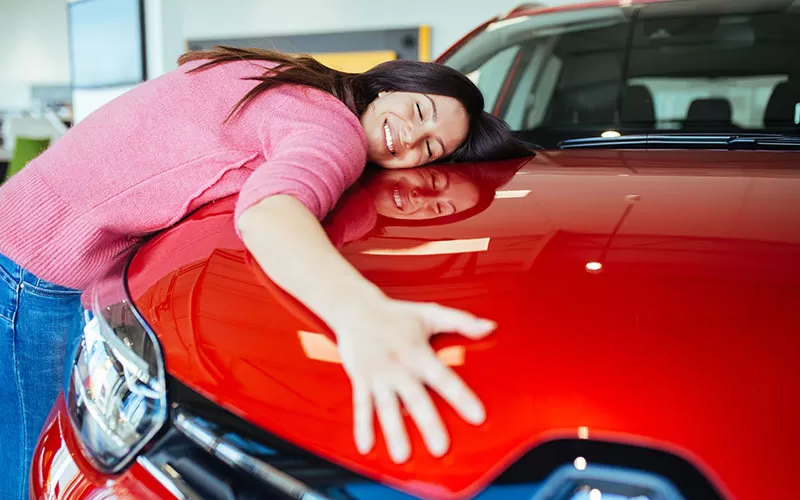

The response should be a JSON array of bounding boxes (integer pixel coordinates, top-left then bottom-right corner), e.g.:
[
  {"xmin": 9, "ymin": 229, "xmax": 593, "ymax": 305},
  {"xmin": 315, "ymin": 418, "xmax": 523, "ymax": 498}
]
[{"xmin": 419, "ymin": 303, "xmax": 497, "ymax": 339}]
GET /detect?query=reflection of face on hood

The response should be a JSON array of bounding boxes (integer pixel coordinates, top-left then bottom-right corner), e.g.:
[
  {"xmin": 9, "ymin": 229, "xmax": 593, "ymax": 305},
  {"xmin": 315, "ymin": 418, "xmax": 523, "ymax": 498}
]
[
  {"xmin": 364, "ymin": 167, "xmax": 480, "ymax": 221},
  {"xmin": 323, "ymin": 159, "xmax": 528, "ymax": 248}
]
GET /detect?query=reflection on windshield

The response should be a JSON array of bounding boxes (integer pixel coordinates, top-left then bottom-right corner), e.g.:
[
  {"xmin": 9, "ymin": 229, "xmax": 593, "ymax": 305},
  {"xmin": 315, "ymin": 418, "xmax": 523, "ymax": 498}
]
[{"xmin": 444, "ymin": 6, "xmax": 800, "ymax": 148}]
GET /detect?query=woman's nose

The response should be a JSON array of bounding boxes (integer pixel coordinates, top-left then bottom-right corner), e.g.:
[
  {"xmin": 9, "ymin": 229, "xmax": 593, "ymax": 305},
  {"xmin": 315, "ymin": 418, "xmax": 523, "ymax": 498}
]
[
  {"xmin": 412, "ymin": 187, "xmax": 447, "ymax": 213},
  {"xmin": 402, "ymin": 124, "xmax": 425, "ymax": 149},
  {"xmin": 411, "ymin": 186, "xmax": 441, "ymax": 212}
]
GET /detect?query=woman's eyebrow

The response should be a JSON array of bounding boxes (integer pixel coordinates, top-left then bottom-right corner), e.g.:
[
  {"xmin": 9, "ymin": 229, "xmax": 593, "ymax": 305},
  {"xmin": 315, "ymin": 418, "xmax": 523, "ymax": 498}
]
[
  {"xmin": 424, "ymin": 94, "xmax": 446, "ymax": 154},
  {"xmin": 424, "ymin": 94, "xmax": 438, "ymax": 121}
]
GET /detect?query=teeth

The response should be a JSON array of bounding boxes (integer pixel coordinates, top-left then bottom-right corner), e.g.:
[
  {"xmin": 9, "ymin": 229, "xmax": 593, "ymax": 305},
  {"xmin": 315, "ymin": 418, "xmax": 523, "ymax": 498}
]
[
  {"xmin": 393, "ymin": 186, "xmax": 402, "ymax": 209},
  {"xmin": 384, "ymin": 122, "xmax": 395, "ymax": 154}
]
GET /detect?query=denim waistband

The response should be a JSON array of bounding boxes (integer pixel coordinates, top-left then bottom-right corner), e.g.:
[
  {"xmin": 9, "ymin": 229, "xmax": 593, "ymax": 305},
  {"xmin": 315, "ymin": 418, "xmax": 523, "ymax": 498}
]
[{"xmin": 0, "ymin": 253, "xmax": 82, "ymax": 294}]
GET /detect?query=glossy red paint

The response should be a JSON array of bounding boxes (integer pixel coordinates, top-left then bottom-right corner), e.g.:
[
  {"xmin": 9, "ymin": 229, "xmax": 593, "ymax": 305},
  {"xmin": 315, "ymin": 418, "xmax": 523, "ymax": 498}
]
[
  {"xmin": 125, "ymin": 150, "xmax": 800, "ymax": 499},
  {"xmin": 30, "ymin": 396, "xmax": 177, "ymax": 499}
]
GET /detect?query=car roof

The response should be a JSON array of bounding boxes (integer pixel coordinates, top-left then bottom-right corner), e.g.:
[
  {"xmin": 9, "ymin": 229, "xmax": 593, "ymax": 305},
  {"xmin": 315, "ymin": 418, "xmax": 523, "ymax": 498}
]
[{"xmin": 503, "ymin": 0, "xmax": 794, "ymax": 20}]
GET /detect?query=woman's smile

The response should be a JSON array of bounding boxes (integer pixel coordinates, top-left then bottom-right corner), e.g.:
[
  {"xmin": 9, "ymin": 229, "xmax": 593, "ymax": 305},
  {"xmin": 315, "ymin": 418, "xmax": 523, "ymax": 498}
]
[
  {"xmin": 362, "ymin": 91, "xmax": 470, "ymax": 169},
  {"xmin": 383, "ymin": 119, "xmax": 396, "ymax": 155},
  {"xmin": 392, "ymin": 184, "xmax": 403, "ymax": 210}
]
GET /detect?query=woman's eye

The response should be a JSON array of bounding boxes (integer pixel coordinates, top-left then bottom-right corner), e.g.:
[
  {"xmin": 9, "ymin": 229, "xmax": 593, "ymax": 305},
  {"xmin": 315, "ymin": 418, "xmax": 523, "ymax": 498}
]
[
  {"xmin": 426, "ymin": 140, "xmax": 432, "ymax": 159},
  {"xmin": 416, "ymin": 103, "xmax": 424, "ymax": 120}
]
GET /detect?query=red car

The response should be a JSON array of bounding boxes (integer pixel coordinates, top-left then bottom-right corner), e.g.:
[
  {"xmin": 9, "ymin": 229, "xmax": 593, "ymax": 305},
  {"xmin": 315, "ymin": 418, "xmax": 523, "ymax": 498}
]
[{"xmin": 32, "ymin": 0, "xmax": 800, "ymax": 499}]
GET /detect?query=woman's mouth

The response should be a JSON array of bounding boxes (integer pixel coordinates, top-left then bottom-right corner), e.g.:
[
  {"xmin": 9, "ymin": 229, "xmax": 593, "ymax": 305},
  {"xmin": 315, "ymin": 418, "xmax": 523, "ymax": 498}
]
[
  {"xmin": 384, "ymin": 120, "xmax": 396, "ymax": 156},
  {"xmin": 393, "ymin": 184, "xmax": 404, "ymax": 211}
]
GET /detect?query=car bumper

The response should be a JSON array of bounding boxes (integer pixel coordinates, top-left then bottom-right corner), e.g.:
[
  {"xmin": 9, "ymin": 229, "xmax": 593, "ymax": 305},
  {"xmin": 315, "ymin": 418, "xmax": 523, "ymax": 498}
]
[{"xmin": 30, "ymin": 394, "xmax": 176, "ymax": 500}]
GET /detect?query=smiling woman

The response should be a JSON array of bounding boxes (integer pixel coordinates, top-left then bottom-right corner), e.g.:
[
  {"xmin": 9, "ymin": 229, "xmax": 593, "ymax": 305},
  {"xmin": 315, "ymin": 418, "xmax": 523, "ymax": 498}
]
[
  {"xmin": 179, "ymin": 46, "xmax": 533, "ymax": 166},
  {"xmin": 361, "ymin": 92, "xmax": 470, "ymax": 168},
  {"xmin": 0, "ymin": 44, "xmax": 533, "ymax": 498}
]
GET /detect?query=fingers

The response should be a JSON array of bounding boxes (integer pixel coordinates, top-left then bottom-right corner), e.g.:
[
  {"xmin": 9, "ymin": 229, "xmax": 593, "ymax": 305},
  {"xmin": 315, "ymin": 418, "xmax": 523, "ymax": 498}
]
[
  {"xmin": 353, "ymin": 379, "xmax": 374, "ymax": 455},
  {"xmin": 394, "ymin": 374, "xmax": 449, "ymax": 457},
  {"xmin": 374, "ymin": 382, "xmax": 411, "ymax": 463},
  {"xmin": 345, "ymin": 301, "xmax": 493, "ymax": 463},
  {"xmin": 417, "ymin": 349, "xmax": 486, "ymax": 425},
  {"xmin": 419, "ymin": 303, "xmax": 496, "ymax": 339},
  {"xmin": 356, "ymin": 372, "xmax": 451, "ymax": 462}
]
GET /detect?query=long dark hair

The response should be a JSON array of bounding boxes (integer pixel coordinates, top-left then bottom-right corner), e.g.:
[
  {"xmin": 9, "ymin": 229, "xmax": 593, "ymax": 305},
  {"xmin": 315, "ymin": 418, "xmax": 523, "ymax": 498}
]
[{"xmin": 178, "ymin": 46, "xmax": 533, "ymax": 163}]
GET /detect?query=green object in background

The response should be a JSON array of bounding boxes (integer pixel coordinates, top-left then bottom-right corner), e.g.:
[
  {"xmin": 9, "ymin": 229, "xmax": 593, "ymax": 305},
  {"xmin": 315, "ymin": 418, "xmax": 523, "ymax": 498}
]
[{"xmin": 5, "ymin": 136, "xmax": 50, "ymax": 182}]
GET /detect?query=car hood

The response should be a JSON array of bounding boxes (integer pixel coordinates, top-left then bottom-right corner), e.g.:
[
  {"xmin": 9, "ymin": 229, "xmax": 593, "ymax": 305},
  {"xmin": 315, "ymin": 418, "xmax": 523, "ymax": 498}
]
[{"xmin": 127, "ymin": 150, "xmax": 800, "ymax": 500}]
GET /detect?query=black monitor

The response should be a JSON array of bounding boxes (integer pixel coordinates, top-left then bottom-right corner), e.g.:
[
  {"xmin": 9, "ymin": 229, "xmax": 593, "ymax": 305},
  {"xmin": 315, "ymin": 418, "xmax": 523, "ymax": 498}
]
[{"xmin": 68, "ymin": 0, "xmax": 146, "ymax": 88}]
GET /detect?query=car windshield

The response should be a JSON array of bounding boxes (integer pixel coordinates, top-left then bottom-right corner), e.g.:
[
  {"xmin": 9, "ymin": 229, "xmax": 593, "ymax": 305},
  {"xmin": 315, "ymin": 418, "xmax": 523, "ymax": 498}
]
[{"xmin": 443, "ymin": 1, "xmax": 800, "ymax": 148}]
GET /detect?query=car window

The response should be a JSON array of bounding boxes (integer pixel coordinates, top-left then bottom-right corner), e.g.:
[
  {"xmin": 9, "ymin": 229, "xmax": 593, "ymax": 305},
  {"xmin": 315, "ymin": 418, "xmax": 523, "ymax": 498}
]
[
  {"xmin": 627, "ymin": 75, "xmax": 788, "ymax": 129},
  {"xmin": 466, "ymin": 45, "xmax": 521, "ymax": 113},
  {"xmin": 444, "ymin": 6, "xmax": 800, "ymax": 148}
]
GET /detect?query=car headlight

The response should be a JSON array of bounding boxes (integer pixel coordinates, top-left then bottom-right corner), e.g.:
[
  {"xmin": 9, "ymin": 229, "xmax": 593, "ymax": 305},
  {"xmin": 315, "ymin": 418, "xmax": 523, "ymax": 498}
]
[{"xmin": 65, "ymin": 297, "xmax": 167, "ymax": 473}]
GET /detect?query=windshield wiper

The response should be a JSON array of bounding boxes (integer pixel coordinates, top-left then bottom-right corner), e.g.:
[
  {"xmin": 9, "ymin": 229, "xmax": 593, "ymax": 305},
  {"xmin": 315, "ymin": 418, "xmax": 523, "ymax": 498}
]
[{"xmin": 558, "ymin": 134, "xmax": 800, "ymax": 150}]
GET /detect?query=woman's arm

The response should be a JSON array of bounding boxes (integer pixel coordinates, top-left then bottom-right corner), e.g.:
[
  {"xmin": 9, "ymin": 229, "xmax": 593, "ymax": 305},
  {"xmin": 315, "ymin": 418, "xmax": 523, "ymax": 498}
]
[{"xmin": 238, "ymin": 194, "xmax": 494, "ymax": 463}]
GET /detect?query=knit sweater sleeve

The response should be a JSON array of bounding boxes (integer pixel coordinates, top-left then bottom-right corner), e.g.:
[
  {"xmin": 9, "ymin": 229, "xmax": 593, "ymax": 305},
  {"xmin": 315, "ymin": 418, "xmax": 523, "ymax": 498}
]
[{"xmin": 234, "ymin": 86, "xmax": 368, "ymax": 226}]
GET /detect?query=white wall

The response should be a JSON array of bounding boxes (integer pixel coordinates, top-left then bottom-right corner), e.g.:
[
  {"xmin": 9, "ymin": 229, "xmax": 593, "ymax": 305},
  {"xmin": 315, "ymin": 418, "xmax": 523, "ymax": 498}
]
[
  {"xmin": 0, "ymin": 0, "xmax": 70, "ymax": 111},
  {"xmin": 179, "ymin": 0, "xmax": 530, "ymax": 59},
  {"xmin": 145, "ymin": 0, "xmax": 184, "ymax": 79},
  {"xmin": 182, "ymin": 1, "xmax": 590, "ymax": 59}
]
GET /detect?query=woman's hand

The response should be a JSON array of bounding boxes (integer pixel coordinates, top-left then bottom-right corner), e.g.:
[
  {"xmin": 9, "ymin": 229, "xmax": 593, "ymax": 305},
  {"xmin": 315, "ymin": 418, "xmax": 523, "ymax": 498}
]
[
  {"xmin": 239, "ymin": 196, "xmax": 494, "ymax": 462},
  {"xmin": 332, "ymin": 298, "xmax": 496, "ymax": 463}
]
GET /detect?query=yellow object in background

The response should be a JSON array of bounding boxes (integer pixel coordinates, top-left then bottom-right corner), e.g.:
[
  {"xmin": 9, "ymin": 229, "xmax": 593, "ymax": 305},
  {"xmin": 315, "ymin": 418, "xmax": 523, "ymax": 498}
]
[
  {"xmin": 418, "ymin": 25, "xmax": 431, "ymax": 62},
  {"xmin": 309, "ymin": 26, "xmax": 431, "ymax": 72},
  {"xmin": 188, "ymin": 25, "xmax": 432, "ymax": 72},
  {"xmin": 310, "ymin": 50, "xmax": 397, "ymax": 73}
]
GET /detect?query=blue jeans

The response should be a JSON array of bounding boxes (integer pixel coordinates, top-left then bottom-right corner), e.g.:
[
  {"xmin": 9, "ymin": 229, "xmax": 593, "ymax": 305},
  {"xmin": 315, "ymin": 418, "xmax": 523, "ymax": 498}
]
[{"xmin": 0, "ymin": 253, "xmax": 85, "ymax": 500}]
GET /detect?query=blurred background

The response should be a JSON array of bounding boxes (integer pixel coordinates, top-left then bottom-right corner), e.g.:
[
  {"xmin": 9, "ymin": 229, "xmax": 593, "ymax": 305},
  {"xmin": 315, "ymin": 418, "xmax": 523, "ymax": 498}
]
[
  {"xmin": 4, "ymin": 0, "xmax": 797, "ymax": 177},
  {"xmin": 0, "ymin": 0, "xmax": 582, "ymax": 128}
]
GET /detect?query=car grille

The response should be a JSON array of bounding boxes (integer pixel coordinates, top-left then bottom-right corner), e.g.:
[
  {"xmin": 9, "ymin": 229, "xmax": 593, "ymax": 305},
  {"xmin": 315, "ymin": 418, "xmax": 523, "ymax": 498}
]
[
  {"xmin": 140, "ymin": 377, "xmax": 363, "ymax": 499},
  {"xmin": 140, "ymin": 377, "xmax": 725, "ymax": 500}
]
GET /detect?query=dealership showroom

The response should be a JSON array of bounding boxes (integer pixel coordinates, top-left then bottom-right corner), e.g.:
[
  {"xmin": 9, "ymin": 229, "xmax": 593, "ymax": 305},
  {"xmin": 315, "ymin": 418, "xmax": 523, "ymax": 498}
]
[{"xmin": 1, "ymin": 0, "xmax": 798, "ymax": 499}]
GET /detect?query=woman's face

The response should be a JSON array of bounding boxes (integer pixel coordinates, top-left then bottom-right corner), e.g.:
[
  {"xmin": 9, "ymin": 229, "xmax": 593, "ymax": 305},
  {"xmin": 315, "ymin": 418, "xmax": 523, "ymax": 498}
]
[
  {"xmin": 361, "ymin": 91, "xmax": 470, "ymax": 169},
  {"xmin": 365, "ymin": 167, "xmax": 480, "ymax": 220}
]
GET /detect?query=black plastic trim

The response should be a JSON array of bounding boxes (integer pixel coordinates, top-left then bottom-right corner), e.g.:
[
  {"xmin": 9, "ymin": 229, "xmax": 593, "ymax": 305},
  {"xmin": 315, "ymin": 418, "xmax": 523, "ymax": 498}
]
[
  {"xmin": 164, "ymin": 376, "xmax": 726, "ymax": 499},
  {"xmin": 559, "ymin": 133, "xmax": 800, "ymax": 150}
]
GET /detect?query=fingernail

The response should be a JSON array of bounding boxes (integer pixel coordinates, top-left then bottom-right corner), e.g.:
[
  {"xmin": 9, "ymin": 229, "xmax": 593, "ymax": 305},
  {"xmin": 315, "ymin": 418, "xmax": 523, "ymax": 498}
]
[
  {"xmin": 389, "ymin": 440, "xmax": 411, "ymax": 464},
  {"xmin": 477, "ymin": 319, "xmax": 496, "ymax": 330},
  {"xmin": 467, "ymin": 402, "xmax": 486, "ymax": 424},
  {"xmin": 431, "ymin": 436, "xmax": 450, "ymax": 457},
  {"xmin": 356, "ymin": 434, "xmax": 372, "ymax": 454},
  {"xmin": 391, "ymin": 443, "xmax": 410, "ymax": 464}
]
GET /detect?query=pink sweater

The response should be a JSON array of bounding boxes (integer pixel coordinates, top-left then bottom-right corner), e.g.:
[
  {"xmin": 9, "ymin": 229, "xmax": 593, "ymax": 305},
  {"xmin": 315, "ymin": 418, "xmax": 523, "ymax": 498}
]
[{"xmin": 0, "ymin": 60, "xmax": 367, "ymax": 290}]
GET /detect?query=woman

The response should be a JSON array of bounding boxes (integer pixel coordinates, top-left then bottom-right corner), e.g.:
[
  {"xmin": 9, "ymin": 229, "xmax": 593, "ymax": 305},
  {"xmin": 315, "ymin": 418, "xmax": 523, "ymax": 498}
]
[
  {"xmin": 326, "ymin": 160, "xmax": 526, "ymax": 247},
  {"xmin": 0, "ymin": 46, "xmax": 531, "ymax": 497}
]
